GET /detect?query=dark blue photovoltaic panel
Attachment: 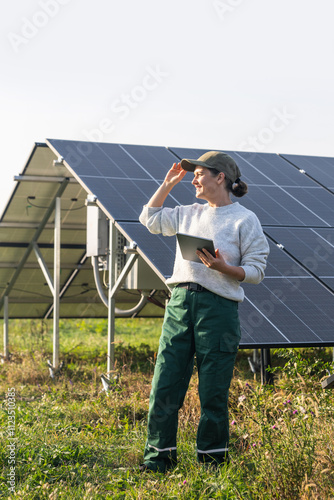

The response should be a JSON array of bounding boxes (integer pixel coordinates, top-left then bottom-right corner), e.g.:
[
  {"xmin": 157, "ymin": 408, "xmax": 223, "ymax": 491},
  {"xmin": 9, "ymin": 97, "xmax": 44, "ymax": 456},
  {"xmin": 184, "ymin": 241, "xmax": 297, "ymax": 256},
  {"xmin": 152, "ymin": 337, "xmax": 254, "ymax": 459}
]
[
  {"xmin": 239, "ymin": 186, "xmax": 329, "ymax": 227},
  {"xmin": 171, "ymin": 148, "xmax": 319, "ymax": 187},
  {"xmin": 80, "ymin": 176, "xmax": 160, "ymax": 221},
  {"xmin": 282, "ymin": 188, "xmax": 334, "ymax": 227},
  {"xmin": 45, "ymin": 139, "xmax": 334, "ymax": 347},
  {"xmin": 47, "ymin": 140, "xmax": 203, "ymax": 221},
  {"xmin": 281, "ymin": 154, "xmax": 334, "ymax": 191},
  {"xmin": 168, "ymin": 147, "xmax": 210, "ymax": 162},
  {"xmin": 78, "ymin": 175, "xmax": 199, "ymax": 222},
  {"xmin": 48, "ymin": 140, "xmax": 332, "ymax": 228},
  {"xmin": 235, "ymin": 152, "xmax": 318, "ymax": 187},
  {"xmin": 241, "ymin": 277, "xmax": 334, "ymax": 347},
  {"xmin": 118, "ymin": 145, "xmax": 204, "ymax": 207},
  {"xmin": 239, "ymin": 297, "xmax": 290, "ymax": 347},
  {"xmin": 121, "ymin": 144, "xmax": 182, "ymax": 180},
  {"xmin": 49, "ymin": 139, "xmax": 151, "ymax": 179},
  {"xmin": 170, "ymin": 147, "xmax": 274, "ymax": 185},
  {"xmin": 264, "ymin": 240, "xmax": 308, "ymax": 277},
  {"xmin": 119, "ymin": 222, "xmax": 175, "ymax": 278},
  {"xmin": 265, "ymin": 227, "xmax": 334, "ymax": 291},
  {"xmin": 171, "ymin": 147, "xmax": 331, "ymax": 226},
  {"xmin": 322, "ymin": 278, "xmax": 334, "ymax": 290}
]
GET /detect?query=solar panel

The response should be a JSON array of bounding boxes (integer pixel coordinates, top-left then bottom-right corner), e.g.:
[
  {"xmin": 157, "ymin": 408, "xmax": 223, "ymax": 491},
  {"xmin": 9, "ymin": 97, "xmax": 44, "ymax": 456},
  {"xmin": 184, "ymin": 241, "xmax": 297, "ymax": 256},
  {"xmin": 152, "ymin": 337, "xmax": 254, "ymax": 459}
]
[
  {"xmin": 238, "ymin": 186, "xmax": 330, "ymax": 227},
  {"xmin": 265, "ymin": 227, "xmax": 334, "ymax": 292},
  {"xmin": 82, "ymin": 176, "xmax": 160, "ymax": 221},
  {"xmin": 116, "ymin": 222, "xmax": 175, "ymax": 279},
  {"xmin": 47, "ymin": 140, "xmax": 203, "ymax": 222},
  {"xmin": 280, "ymin": 154, "xmax": 334, "ymax": 191},
  {"xmin": 235, "ymin": 151, "xmax": 318, "ymax": 187},
  {"xmin": 170, "ymin": 147, "xmax": 273, "ymax": 186},
  {"xmin": 171, "ymin": 148, "xmax": 318, "ymax": 187},
  {"xmin": 282, "ymin": 187, "xmax": 334, "ymax": 227},
  {"xmin": 236, "ymin": 238, "xmax": 334, "ymax": 347},
  {"xmin": 3, "ymin": 139, "xmax": 332, "ymax": 348},
  {"xmin": 48, "ymin": 140, "xmax": 334, "ymax": 229},
  {"xmin": 262, "ymin": 240, "xmax": 309, "ymax": 277},
  {"xmin": 171, "ymin": 147, "xmax": 333, "ymax": 227},
  {"xmin": 241, "ymin": 277, "xmax": 334, "ymax": 347},
  {"xmin": 121, "ymin": 144, "xmax": 182, "ymax": 180}
]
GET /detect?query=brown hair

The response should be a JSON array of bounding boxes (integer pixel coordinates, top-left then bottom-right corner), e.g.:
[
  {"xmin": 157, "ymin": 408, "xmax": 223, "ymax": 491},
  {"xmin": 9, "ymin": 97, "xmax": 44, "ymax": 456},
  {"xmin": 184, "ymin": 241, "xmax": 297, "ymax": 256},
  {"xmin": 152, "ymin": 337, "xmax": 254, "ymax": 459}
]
[{"xmin": 209, "ymin": 168, "xmax": 248, "ymax": 198}]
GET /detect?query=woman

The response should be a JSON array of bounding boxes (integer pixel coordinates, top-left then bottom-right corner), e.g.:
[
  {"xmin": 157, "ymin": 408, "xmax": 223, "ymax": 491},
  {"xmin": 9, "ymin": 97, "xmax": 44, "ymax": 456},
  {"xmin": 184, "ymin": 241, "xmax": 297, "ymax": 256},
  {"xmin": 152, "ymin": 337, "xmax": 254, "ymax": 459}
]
[{"xmin": 138, "ymin": 151, "xmax": 269, "ymax": 472}]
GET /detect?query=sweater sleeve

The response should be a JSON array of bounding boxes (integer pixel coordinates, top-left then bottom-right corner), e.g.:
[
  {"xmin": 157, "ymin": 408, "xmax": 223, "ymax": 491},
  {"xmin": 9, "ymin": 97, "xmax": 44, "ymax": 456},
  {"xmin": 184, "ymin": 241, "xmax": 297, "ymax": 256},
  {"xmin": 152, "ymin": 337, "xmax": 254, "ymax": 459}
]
[
  {"xmin": 239, "ymin": 213, "xmax": 270, "ymax": 284},
  {"xmin": 139, "ymin": 205, "xmax": 179, "ymax": 236}
]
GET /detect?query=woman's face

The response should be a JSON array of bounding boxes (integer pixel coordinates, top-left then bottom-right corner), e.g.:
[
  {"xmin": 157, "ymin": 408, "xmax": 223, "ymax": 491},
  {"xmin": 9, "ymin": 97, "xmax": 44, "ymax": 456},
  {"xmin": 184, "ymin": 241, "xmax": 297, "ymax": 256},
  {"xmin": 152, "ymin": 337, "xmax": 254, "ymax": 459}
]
[{"xmin": 192, "ymin": 166, "xmax": 224, "ymax": 201}]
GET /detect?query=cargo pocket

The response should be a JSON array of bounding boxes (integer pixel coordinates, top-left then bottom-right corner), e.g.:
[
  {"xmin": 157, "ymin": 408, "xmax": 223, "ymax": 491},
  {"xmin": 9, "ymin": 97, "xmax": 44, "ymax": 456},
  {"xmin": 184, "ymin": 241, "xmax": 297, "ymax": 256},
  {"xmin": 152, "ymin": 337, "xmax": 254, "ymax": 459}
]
[{"xmin": 219, "ymin": 322, "xmax": 241, "ymax": 354}]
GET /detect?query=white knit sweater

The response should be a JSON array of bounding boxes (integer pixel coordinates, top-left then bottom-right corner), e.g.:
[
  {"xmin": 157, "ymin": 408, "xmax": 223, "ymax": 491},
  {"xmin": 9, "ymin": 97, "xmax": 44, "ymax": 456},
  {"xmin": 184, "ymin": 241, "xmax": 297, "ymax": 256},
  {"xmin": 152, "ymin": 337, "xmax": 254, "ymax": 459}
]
[{"xmin": 139, "ymin": 202, "xmax": 269, "ymax": 302}]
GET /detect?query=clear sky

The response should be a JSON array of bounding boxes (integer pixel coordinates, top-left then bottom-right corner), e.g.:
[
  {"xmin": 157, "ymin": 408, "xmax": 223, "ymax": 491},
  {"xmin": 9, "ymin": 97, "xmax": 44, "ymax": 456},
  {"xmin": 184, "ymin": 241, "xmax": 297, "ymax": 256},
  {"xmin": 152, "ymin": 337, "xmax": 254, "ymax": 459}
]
[{"xmin": 1, "ymin": 0, "xmax": 333, "ymax": 214}]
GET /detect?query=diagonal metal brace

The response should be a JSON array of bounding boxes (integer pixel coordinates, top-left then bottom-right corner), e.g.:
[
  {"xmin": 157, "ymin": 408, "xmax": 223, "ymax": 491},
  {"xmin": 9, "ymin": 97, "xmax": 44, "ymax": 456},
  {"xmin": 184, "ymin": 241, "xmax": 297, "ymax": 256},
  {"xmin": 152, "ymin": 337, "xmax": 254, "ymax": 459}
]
[
  {"xmin": 109, "ymin": 252, "xmax": 139, "ymax": 299},
  {"xmin": 321, "ymin": 373, "xmax": 334, "ymax": 389},
  {"xmin": 32, "ymin": 242, "xmax": 54, "ymax": 295}
]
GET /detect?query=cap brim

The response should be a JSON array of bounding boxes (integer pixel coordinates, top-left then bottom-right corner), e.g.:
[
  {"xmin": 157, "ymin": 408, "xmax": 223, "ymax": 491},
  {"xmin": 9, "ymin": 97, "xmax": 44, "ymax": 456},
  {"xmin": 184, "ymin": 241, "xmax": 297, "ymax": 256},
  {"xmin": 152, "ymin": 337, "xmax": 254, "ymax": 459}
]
[{"xmin": 180, "ymin": 159, "xmax": 213, "ymax": 172}]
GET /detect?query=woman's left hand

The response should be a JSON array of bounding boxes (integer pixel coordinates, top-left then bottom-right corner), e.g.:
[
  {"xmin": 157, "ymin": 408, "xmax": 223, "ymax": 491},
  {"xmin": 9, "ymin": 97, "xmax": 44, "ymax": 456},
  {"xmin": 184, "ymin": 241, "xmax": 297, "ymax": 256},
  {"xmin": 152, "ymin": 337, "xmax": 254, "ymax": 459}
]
[
  {"xmin": 196, "ymin": 248, "xmax": 227, "ymax": 272},
  {"xmin": 196, "ymin": 248, "xmax": 246, "ymax": 281}
]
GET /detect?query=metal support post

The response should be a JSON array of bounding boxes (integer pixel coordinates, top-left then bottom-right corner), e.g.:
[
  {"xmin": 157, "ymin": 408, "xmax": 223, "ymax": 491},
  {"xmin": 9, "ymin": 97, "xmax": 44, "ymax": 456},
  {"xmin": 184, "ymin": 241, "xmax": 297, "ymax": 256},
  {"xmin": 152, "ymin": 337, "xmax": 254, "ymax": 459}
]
[
  {"xmin": 248, "ymin": 348, "xmax": 261, "ymax": 374},
  {"xmin": 260, "ymin": 348, "xmax": 273, "ymax": 385},
  {"xmin": 53, "ymin": 197, "xmax": 61, "ymax": 369},
  {"xmin": 253, "ymin": 348, "xmax": 260, "ymax": 365},
  {"xmin": 107, "ymin": 221, "xmax": 117, "ymax": 378},
  {"xmin": 2, "ymin": 296, "xmax": 9, "ymax": 362}
]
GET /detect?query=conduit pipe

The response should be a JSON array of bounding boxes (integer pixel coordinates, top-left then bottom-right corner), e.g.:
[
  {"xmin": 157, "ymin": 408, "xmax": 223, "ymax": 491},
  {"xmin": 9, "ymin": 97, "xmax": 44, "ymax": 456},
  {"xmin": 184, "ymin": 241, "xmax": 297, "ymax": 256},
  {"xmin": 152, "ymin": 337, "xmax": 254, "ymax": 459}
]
[{"xmin": 91, "ymin": 255, "xmax": 148, "ymax": 317}]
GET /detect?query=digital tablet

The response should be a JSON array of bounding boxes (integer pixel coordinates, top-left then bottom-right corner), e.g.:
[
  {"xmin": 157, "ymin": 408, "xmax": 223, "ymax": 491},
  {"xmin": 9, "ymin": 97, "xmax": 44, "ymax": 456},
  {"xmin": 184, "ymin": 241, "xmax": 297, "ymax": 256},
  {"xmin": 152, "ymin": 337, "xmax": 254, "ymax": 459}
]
[{"xmin": 176, "ymin": 233, "xmax": 215, "ymax": 264}]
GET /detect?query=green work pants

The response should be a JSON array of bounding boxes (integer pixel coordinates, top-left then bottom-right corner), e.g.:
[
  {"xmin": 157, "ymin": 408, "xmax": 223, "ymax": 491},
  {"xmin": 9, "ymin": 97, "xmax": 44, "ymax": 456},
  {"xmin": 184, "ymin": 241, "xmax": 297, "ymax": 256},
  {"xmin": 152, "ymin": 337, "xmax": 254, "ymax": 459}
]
[{"xmin": 143, "ymin": 286, "xmax": 241, "ymax": 472}]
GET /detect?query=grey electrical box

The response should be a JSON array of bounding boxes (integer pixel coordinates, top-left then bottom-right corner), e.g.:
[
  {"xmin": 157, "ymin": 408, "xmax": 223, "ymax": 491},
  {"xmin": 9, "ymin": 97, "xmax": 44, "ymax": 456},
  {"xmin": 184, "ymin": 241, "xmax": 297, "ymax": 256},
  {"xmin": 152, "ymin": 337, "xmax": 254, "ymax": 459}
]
[
  {"xmin": 86, "ymin": 204, "xmax": 167, "ymax": 290},
  {"xmin": 86, "ymin": 205, "xmax": 109, "ymax": 257},
  {"xmin": 125, "ymin": 256, "xmax": 166, "ymax": 290}
]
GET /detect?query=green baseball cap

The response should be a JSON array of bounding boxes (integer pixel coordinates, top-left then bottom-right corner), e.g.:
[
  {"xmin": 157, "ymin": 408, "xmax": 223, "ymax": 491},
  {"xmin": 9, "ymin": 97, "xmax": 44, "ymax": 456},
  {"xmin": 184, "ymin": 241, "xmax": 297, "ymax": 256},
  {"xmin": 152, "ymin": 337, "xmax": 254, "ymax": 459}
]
[{"xmin": 181, "ymin": 151, "xmax": 241, "ymax": 183}]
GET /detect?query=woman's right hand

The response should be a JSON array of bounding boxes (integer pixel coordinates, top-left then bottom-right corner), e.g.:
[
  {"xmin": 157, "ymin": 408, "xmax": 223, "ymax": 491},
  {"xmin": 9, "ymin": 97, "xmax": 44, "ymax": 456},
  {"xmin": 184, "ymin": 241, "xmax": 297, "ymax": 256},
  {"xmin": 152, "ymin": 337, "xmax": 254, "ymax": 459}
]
[
  {"xmin": 164, "ymin": 162, "xmax": 187, "ymax": 187},
  {"xmin": 146, "ymin": 163, "xmax": 187, "ymax": 207}
]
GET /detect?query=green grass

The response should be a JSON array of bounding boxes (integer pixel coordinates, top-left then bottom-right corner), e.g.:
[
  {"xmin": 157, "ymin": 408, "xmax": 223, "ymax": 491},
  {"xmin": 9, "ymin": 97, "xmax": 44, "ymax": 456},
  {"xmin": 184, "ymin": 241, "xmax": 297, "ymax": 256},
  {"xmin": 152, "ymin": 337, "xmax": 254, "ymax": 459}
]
[{"xmin": 0, "ymin": 319, "xmax": 334, "ymax": 499}]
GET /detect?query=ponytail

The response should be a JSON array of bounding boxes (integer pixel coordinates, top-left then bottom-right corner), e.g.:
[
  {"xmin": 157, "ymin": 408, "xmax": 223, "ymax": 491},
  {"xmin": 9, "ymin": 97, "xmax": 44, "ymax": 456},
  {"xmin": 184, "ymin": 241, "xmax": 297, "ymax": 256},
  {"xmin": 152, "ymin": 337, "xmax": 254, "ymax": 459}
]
[
  {"xmin": 208, "ymin": 168, "xmax": 248, "ymax": 197},
  {"xmin": 225, "ymin": 178, "xmax": 248, "ymax": 197},
  {"xmin": 231, "ymin": 178, "xmax": 248, "ymax": 197}
]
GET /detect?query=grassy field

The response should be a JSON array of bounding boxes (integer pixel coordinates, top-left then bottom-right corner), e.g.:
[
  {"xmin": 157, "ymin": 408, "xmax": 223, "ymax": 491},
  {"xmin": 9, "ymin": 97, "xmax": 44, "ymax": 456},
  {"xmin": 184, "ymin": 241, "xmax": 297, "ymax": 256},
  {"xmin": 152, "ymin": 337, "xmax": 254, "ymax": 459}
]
[{"xmin": 0, "ymin": 318, "xmax": 334, "ymax": 499}]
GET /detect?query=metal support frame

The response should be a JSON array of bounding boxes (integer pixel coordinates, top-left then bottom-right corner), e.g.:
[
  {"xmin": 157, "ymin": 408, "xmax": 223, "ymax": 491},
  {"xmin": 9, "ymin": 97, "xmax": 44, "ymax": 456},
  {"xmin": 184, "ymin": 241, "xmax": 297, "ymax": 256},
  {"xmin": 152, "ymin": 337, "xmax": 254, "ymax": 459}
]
[
  {"xmin": 248, "ymin": 349, "xmax": 261, "ymax": 374},
  {"xmin": 29, "ymin": 198, "xmax": 62, "ymax": 372},
  {"xmin": 0, "ymin": 181, "xmax": 68, "ymax": 372},
  {"xmin": 104, "ymin": 224, "xmax": 143, "ymax": 379},
  {"xmin": 53, "ymin": 197, "xmax": 61, "ymax": 369},
  {"xmin": 44, "ymin": 252, "xmax": 88, "ymax": 319},
  {"xmin": 0, "ymin": 262, "xmax": 88, "ymax": 270},
  {"xmin": 321, "ymin": 373, "xmax": 334, "ymax": 389},
  {"xmin": 107, "ymin": 221, "xmax": 117, "ymax": 378},
  {"xmin": 1, "ymin": 297, "xmax": 9, "ymax": 362},
  {"xmin": 14, "ymin": 175, "xmax": 78, "ymax": 184},
  {"xmin": 33, "ymin": 243, "xmax": 54, "ymax": 295},
  {"xmin": 253, "ymin": 348, "xmax": 260, "ymax": 367},
  {"xmin": 0, "ymin": 180, "xmax": 69, "ymax": 312},
  {"xmin": 109, "ymin": 253, "xmax": 139, "ymax": 298},
  {"xmin": 0, "ymin": 222, "xmax": 84, "ymax": 230},
  {"xmin": 260, "ymin": 348, "xmax": 274, "ymax": 385}
]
